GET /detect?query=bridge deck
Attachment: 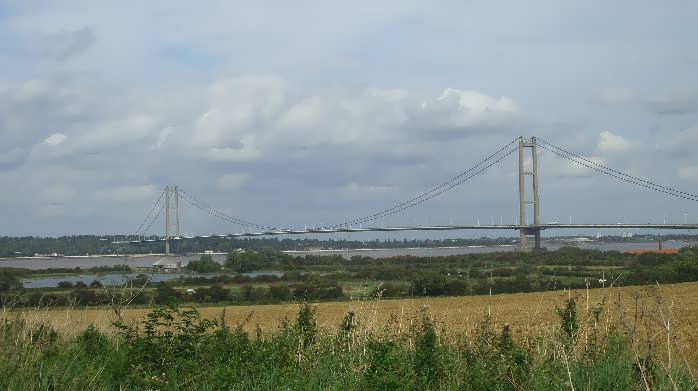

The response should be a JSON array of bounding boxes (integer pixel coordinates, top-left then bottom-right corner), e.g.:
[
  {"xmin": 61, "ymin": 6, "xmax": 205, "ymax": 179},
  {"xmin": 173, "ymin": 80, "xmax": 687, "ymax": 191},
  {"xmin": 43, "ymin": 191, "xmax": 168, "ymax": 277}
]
[{"xmin": 114, "ymin": 224, "xmax": 698, "ymax": 244}]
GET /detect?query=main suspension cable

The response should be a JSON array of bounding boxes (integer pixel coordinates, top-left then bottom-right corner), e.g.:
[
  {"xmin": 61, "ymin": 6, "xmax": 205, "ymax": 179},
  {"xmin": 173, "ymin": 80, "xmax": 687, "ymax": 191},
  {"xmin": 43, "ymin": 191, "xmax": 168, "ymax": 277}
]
[
  {"xmin": 327, "ymin": 138, "xmax": 520, "ymax": 228},
  {"xmin": 138, "ymin": 201, "xmax": 165, "ymax": 236},
  {"xmin": 134, "ymin": 189, "xmax": 165, "ymax": 236},
  {"xmin": 537, "ymin": 138, "xmax": 698, "ymax": 202},
  {"xmin": 178, "ymin": 188, "xmax": 274, "ymax": 230}
]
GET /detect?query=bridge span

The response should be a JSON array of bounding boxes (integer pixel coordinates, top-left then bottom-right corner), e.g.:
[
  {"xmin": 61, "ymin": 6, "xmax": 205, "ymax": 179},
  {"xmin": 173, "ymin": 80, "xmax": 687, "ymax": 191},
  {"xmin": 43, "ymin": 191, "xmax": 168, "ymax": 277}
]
[
  {"xmin": 126, "ymin": 136, "xmax": 698, "ymax": 251},
  {"xmin": 115, "ymin": 223, "xmax": 698, "ymax": 244}
]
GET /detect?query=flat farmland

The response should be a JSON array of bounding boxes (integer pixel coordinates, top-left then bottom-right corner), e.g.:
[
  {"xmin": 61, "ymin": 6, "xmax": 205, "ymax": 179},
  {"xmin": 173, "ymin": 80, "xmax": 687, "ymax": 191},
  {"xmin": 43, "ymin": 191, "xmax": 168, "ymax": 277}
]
[{"xmin": 8, "ymin": 282, "xmax": 698, "ymax": 344}]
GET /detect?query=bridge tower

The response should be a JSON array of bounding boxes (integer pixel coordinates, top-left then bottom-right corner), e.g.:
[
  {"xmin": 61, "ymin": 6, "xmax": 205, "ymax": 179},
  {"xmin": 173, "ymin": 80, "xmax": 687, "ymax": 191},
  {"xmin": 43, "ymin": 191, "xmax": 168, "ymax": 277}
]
[
  {"xmin": 518, "ymin": 137, "xmax": 542, "ymax": 251},
  {"xmin": 163, "ymin": 185, "xmax": 181, "ymax": 255}
]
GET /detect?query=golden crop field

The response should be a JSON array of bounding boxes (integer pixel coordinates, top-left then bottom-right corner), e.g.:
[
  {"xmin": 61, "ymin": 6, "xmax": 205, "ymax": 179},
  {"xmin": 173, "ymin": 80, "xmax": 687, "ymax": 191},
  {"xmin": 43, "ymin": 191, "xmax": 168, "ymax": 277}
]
[{"xmin": 8, "ymin": 281, "xmax": 698, "ymax": 366}]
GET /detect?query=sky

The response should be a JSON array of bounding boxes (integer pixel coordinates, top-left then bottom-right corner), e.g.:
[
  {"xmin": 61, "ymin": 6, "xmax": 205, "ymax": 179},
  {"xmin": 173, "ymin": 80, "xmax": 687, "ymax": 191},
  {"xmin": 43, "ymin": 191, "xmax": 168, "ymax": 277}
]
[{"xmin": 1, "ymin": 1, "xmax": 698, "ymax": 237}]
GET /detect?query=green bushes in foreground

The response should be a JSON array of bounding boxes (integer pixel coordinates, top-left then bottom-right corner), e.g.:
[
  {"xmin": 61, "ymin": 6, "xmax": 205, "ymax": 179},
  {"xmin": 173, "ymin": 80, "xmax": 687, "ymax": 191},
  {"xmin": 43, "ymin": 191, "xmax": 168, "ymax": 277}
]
[{"xmin": 1, "ymin": 299, "xmax": 696, "ymax": 390}]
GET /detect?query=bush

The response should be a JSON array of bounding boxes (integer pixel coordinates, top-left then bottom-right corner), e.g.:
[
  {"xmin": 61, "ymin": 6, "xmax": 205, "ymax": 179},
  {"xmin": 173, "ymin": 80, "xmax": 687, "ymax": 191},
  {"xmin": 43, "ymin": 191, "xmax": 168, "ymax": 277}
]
[
  {"xmin": 57, "ymin": 281, "xmax": 74, "ymax": 289},
  {"xmin": 363, "ymin": 340, "xmax": 414, "ymax": 390},
  {"xmin": 77, "ymin": 324, "xmax": 110, "ymax": 358},
  {"xmin": 0, "ymin": 270, "xmax": 21, "ymax": 291},
  {"xmin": 154, "ymin": 284, "xmax": 180, "ymax": 305},
  {"xmin": 414, "ymin": 310, "xmax": 443, "ymax": 388},
  {"xmin": 557, "ymin": 297, "xmax": 580, "ymax": 349},
  {"xmin": 295, "ymin": 303, "xmax": 317, "ymax": 349}
]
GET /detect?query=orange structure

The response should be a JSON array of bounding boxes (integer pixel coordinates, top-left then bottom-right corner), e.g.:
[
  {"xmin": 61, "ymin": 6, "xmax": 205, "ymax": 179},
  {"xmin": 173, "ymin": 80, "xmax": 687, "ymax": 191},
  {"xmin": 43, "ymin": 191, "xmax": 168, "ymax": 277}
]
[{"xmin": 624, "ymin": 248, "xmax": 679, "ymax": 255}]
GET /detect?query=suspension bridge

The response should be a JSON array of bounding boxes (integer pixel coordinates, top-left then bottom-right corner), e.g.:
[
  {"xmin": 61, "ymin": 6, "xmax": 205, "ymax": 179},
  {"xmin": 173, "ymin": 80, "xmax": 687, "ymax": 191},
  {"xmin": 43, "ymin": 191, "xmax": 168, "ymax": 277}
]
[{"xmin": 118, "ymin": 136, "xmax": 698, "ymax": 252}]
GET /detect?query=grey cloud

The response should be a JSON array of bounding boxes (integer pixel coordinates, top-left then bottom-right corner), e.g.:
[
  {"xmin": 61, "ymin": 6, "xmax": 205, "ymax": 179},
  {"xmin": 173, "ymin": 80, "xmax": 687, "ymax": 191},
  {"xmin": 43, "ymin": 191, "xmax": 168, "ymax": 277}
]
[
  {"xmin": 0, "ymin": 147, "xmax": 27, "ymax": 170},
  {"xmin": 41, "ymin": 27, "xmax": 96, "ymax": 61},
  {"xmin": 0, "ymin": 75, "xmax": 530, "ymax": 234},
  {"xmin": 645, "ymin": 90, "xmax": 698, "ymax": 115},
  {"xmin": 593, "ymin": 88, "xmax": 698, "ymax": 115},
  {"xmin": 0, "ymin": 74, "xmax": 695, "ymax": 236}
]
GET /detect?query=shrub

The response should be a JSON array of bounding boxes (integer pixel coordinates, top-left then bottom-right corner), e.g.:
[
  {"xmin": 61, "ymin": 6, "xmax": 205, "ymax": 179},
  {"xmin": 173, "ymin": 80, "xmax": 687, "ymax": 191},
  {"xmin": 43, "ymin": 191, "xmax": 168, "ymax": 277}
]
[
  {"xmin": 557, "ymin": 297, "xmax": 580, "ymax": 349},
  {"xmin": 414, "ymin": 310, "xmax": 443, "ymax": 388},
  {"xmin": 295, "ymin": 303, "xmax": 317, "ymax": 349},
  {"xmin": 0, "ymin": 270, "xmax": 21, "ymax": 291},
  {"xmin": 363, "ymin": 340, "xmax": 413, "ymax": 390},
  {"xmin": 77, "ymin": 324, "xmax": 110, "ymax": 358}
]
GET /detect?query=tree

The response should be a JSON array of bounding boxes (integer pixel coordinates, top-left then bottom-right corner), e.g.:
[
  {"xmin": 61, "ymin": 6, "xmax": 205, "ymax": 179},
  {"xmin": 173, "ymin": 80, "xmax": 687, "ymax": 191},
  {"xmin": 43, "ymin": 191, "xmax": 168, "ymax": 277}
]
[
  {"xmin": 224, "ymin": 251, "xmax": 264, "ymax": 273},
  {"xmin": 154, "ymin": 284, "xmax": 180, "ymax": 305},
  {"xmin": 57, "ymin": 281, "xmax": 74, "ymax": 289},
  {"xmin": 0, "ymin": 270, "xmax": 21, "ymax": 292},
  {"xmin": 269, "ymin": 285, "xmax": 291, "ymax": 301},
  {"xmin": 186, "ymin": 255, "xmax": 221, "ymax": 273},
  {"xmin": 411, "ymin": 274, "xmax": 447, "ymax": 296}
]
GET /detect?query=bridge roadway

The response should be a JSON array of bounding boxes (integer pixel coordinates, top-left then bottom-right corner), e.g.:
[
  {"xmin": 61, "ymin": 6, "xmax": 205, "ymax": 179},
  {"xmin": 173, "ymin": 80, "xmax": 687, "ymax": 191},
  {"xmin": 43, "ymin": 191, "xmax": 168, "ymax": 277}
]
[{"xmin": 115, "ymin": 223, "xmax": 698, "ymax": 244}]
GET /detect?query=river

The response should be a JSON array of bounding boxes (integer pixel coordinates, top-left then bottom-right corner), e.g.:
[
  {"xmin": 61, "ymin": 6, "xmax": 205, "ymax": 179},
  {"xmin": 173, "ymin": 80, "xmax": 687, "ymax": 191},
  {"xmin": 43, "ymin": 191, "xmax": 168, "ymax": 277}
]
[{"xmin": 0, "ymin": 239, "xmax": 689, "ymax": 271}]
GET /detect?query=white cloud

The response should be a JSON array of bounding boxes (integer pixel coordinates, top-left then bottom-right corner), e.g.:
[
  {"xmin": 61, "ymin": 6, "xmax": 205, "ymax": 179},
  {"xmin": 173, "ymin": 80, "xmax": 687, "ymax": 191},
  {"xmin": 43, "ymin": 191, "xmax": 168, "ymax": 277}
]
[
  {"xmin": 43, "ymin": 132, "xmax": 67, "ymax": 146},
  {"xmin": 423, "ymin": 88, "xmax": 522, "ymax": 129},
  {"xmin": 158, "ymin": 77, "xmax": 527, "ymax": 163},
  {"xmin": 152, "ymin": 126, "xmax": 173, "ymax": 150},
  {"xmin": 597, "ymin": 131, "xmax": 633, "ymax": 153}
]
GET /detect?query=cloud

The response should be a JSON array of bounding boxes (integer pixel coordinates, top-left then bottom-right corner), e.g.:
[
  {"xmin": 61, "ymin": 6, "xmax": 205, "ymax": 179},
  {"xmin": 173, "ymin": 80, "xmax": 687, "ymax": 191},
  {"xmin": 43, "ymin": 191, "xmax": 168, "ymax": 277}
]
[
  {"xmin": 338, "ymin": 182, "xmax": 394, "ymax": 201},
  {"xmin": 592, "ymin": 88, "xmax": 636, "ymax": 106},
  {"xmin": 1, "ymin": 2, "xmax": 698, "ymax": 234},
  {"xmin": 95, "ymin": 185, "xmax": 158, "ymax": 202},
  {"xmin": 593, "ymin": 87, "xmax": 698, "ymax": 115},
  {"xmin": 645, "ymin": 90, "xmax": 698, "ymax": 115},
  {"xmin": 41, "ymin": 27, "xmax": 96, "ymax": 60},
  {"xmin": 0, "ymin": 147, "xmax": 26, "ymax": 169},
  {"xmin": 36, "ymin": 203, "xmax": 68, "ymax": 217},
  {"xmin": 421, "ymin": 88, "xmax": 522, "ymax": 130},
  {"xmin": 43, "ymin": 133, "xmax": 67, "ymax": 146},
  {"xmin": 597, "ymin": 131, "xmax": 633, "ymax": 153},
  {"xmin": 39, "ymin": 184, "xmax": 78, "ymax": 204},
  {"xmin": 158, "ymin": 76, "xmax": 526, "ymax": 164},
  {"xmin": 0, "ymin": 74, "xmax": 531, "ymax": 233},
  {"xmin": 216, "ymin": 174, "xmax": 249, "ymax": 189},
  {"xmin": 207, "ymin": 143, "xmax": 262, "ymax": 162},
  {"xmin": 657, "ymin": 125, "xmax": 698, "ymax": 158},
  {"xmin": 678, "ymin": 166, "xmax": 698, "ymax": 180},
  {"xmin": 549, "ymin": 155, "xmax": 607, "ymax": 178}
]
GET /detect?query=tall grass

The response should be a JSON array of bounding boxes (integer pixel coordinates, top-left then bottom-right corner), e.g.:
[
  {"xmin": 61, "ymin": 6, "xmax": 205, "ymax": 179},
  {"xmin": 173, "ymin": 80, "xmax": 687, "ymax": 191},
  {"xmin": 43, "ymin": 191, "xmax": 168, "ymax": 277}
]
[{"xmin": 0, "ymin": 291, "xmax": 696, "ymax": 390}]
